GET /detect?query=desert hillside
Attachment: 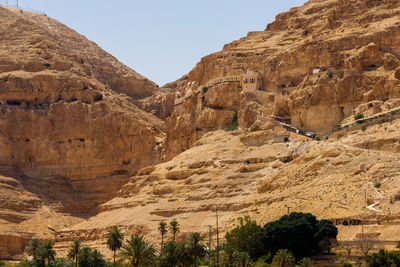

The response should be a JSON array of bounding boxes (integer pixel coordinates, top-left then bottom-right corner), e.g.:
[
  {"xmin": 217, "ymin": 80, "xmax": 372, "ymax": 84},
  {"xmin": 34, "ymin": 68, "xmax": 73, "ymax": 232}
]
[
  {"xmin": 0, "ymin": 7, "xmax": 164, "ymax": 259},
  {"xmin": 2, "ymin": 0, "xmax": 400, "ymax": 262}
]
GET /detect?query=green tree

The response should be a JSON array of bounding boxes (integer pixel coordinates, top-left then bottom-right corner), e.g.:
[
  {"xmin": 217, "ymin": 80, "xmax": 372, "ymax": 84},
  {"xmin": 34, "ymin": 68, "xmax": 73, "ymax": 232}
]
[
  {"xmin": 298, "ymin": 257, "xmax": 313, "ymax": 267},
  {"xmin": 366, "ymin": 249, "xmax": 400, "ymax": 267},
  {"xmin": 225, "ymin": 216, "xmax": 265, "ymax": 259},
  {"xmin": 78, "ymin": 247, "xmax": 92, "ymax": 267},
  {"xmin": 338, "ymin": 261, "xmax": 352, "ymax": 267},
  {"xmin": 272, "ymin": 249, "xmax": 295, "ymax": 267},
  {"xmin": 67, "ymin": 240, "xmax": 81, "ymax": 267},
  {"xmin": 25, "ymin": 239, "xmax": 41, "ymax": 259},
  {"xmin": 220, "ymin": 245, "xmax": 237, "ymax": 267},
  {"xmin": 159, "ymin": 242, "xmax": 179, "ymax": 267},
  {"xmin": 263, "ymin": 212, "xmax": 337, "ymax": 259},
  {"xmin": 187, "ymin": 232, "xmax": 206, "ymax": 267},
  {"xmin": 120, "ymin": 235, "xmax": 156, "ymax": 267},
  {"xmin": 90, "ymin": 249, "xmax": 107, "ymax": 267},
  {"xmin": 176, "ymin": 242, "xmax": 192, "ymax": 267},
  {"xmin": 158, "ymin": 222, "xmax": 168, "ymax": 252},
  {"xmin": 47, "ymin": 258, "xmax": 74, "ymax": 267},
  {"xmin": 235, "ymin": 251, "xmax": 252, "ymax": 267},
  {"xmin": 34, "ymin": 241, "xmax": 56, "ymax": 267},
  {"xmin": 107, "ymin": 226, "xmax": 124, "ymax": 263},
  {"xmin": 169, "ymin": 220, "xmax": 180, "ymax": 242}
]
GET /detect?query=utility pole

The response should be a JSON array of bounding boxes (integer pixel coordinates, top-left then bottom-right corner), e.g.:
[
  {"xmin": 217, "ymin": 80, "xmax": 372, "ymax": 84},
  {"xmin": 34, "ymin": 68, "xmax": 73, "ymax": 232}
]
[
  {"xmin": 216, "ymin": 207, "xmax": 220, "ymax": 267},
  {"xmin": 207, "ymin": 225, "xmax": 212, "ymax": 251}
]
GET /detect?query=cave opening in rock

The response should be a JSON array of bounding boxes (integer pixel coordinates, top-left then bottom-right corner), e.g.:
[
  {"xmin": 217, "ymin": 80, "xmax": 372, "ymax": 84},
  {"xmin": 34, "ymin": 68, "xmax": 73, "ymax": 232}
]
[{"xmin": 7, "ymin": 100, "xmax": 21, "ymax": 106}]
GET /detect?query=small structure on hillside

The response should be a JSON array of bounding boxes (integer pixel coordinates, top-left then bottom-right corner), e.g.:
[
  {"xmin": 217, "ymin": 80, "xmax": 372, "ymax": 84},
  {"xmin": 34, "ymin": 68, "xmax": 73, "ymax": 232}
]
[{"xmin": 241, "ymin": 70, "xmax": 263, "ymax": 93}]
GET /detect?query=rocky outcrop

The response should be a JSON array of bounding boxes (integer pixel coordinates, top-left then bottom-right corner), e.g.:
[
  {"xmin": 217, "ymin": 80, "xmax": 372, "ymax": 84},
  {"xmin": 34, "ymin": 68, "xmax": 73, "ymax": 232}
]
[
  {"xmin": 164, "ymin": 0, "xmax": 400, "ymax": 159},
  {"xmin": 0, "ymin": 7, "xmax": 164, "ymax": 204}
]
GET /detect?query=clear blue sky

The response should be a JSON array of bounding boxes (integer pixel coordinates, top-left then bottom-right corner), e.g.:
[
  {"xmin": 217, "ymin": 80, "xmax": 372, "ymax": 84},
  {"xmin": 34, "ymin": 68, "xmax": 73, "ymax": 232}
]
[{"xmin": 11, "ymin": 0, "xmax": 305, "ymax": 86}]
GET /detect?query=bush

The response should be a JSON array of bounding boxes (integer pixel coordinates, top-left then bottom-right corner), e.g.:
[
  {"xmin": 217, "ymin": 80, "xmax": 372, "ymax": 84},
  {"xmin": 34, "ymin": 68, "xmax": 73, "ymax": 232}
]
[
  {"xmin": 225, "ymin": 111, "xmax": 238, "ymax": 131},
  {"xmin": 354, "ymin": 113, "xmax": 364, "ymax": 120},
  {"xmin": 48, "ymin": 258, "xmax": 74, "ymax": 267},
  {"xmin": 338, "ymin": 260, "xmax": 353, "ymax": 267},
  {"xmin": 328, "ymin": 71, "xmax": 333, "ymax": 79},
  {"xmin": 225, "ymin": 216, "xmax": 265, "ymax": 259},
  {"xmin": 202, "ymin": 86, "xmax": 208, "ymax": 94},
  {"xmin": 362, "ymin": 125, "xmax": 367, "ymax": 131},
  {"xmin": 263, "ymin": 212, "xmax": 338, "ymax": 259},
  {"xmin": 374, "ymin": 182, "xmax": 381, "ymax": 188},
  {"xmin": 366, "ymin": 249, "xmax": 400, "ymax": 267},
  {"xmin": 339, "ymin": 70, "xmax": 345, "ymax": 78}
]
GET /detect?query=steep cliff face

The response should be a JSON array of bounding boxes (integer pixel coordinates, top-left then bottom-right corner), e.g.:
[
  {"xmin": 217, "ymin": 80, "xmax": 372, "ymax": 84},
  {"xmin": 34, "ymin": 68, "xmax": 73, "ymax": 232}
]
[
  {"xmin": 0, "ymin": 8, "xmax": 165, "ymax": 213},
  {"xmin": 164, "ymin": 0, "xmax": 400, "ymax": 159}
]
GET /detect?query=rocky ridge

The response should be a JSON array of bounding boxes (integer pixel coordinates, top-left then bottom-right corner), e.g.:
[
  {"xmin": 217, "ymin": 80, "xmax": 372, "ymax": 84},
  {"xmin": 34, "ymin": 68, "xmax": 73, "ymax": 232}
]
[
  {"xmin": 0, "ymin": 7, "xmax": 164, "ymax": 259},
  {"xmin": 3, "ymin": 0, "xmax": 400, "ymax": 261}
]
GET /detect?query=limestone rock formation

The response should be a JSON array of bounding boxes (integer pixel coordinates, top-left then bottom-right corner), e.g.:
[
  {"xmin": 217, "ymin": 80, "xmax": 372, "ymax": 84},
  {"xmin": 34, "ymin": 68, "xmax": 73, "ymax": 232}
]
[
  {"xmin": 0, "ymin": 7, "xmax": 164, "ymax": 259},
  {"xmin": 164, "ymin": 0, "xmax": 400, "ymax": 159},
  {"xmin": 4, "ymin": 0, "xmax": 400, "ymax": 261}
]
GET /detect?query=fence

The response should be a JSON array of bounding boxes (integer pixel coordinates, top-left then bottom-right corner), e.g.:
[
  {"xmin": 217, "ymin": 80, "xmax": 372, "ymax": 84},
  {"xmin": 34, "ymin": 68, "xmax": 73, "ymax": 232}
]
[
  {"xmin": 321, "ymin": 107, "xmax": 400, "ymax": 139},
  {"xmin": 0, "ymin": 3, "xmax": 46, "ymax": 15}
]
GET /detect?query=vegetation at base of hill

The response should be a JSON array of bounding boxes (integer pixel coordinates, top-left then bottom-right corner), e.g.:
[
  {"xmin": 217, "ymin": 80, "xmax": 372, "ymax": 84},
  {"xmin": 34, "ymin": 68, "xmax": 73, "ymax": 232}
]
[
  {"xmin": 366, "ymin": 249, "xmax": 400, "ymax": 267},
  {"xmin": 21, "ymin": 212, "xmax": 400, "ymax": 267},
  {"xmin": 354, "ymin": 112, "xmax": 364, "ymax": 120},
  {"xmin": 226, "ymin": 111, "xmax": 238, "ymax": 131},
  {"xmin": 338, "ymin": 260, "xmax": 352, "ymax": 267}
]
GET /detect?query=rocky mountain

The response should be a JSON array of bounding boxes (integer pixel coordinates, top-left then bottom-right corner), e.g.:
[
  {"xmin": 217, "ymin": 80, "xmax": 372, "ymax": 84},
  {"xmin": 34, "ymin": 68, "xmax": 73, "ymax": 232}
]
[
  {"xmin": 164, "ymin": 0, "xmax": 400, "ymax": 160},
  {"xmin": 0, "ymin": 7, "xmax": 164, "ymax": 259},
  {"xmin": 3, "ymin": 0, "xmax": 400, "ymax": 261}
]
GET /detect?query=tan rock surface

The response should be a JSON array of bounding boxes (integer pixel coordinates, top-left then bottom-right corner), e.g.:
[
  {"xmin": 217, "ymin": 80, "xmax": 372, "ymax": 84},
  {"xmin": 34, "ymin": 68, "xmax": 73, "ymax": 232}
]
[
  {"xmin": 4, "ymin": 0, "xmax": 400, "ymax": 261},
  {"xmin": 0, "ymin": 7, "xmax": 164, "ymax": 259},
  {"xmin": 164, "ymin": 0, "xmax": 400, "ymax": 159},
  {"xmin": 53, "ymin": 121, "xmax": 400, "ymax": 257}
]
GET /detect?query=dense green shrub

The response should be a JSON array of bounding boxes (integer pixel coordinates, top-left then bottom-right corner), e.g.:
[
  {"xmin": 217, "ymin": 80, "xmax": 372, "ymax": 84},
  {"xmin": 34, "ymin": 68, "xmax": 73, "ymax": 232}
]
[
  {"xmin": 328, "ymin": 71, "xmax": 333, "ymax": 79},
  {"xmin": 354, "ymin": 113, "xmax": 364, "ymax": 120},
  {"xmin": 263, "ymin": 212, "xmax": 338, "ymax": 259},
  {"xmin": 366, "ymin": 249, "xmax": 400, "ymax": 267},
  {"xmin": 225, "ymin": 111, "xmax": 238, "ymax": 131},
  {"xmin": 225, "ymin": 216, "xmax": 265, "ymax": 259},
  {"xmin": 47, "ymin": 258, "xmax": 74, "ymax": 267},
  {"xmin": 338, "ymin": 260, "xmax": 353, "ymax": 267}
]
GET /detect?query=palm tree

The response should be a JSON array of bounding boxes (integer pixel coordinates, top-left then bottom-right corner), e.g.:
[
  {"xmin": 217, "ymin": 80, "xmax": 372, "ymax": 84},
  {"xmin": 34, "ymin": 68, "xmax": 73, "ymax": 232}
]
[
  {"xmin": 158, "ymin": 222, "xmax": 168, "ymax": 252},
  {"xmin": 169, "ymin": 220, "xmax": 180, "ymax": 242},
  {"xmin": 120, "ymin": 235, "xmax": 157, "ymax": 267},
  {"xmin": 272, "ymin": 249, "xmax": 295, "ymax": 267},
  {"xmin": 78, "ymin": 247, "xmax": 92, "ymax": 267},
  {"xmin": 107, "ymin": 226, "xmax": 124, "ymax": 263},
  {"xmin": 187, "ymin": 232, "xmax": 206, "ymax": 267},
  {"xmin": 25, "ymin": 238, "xmax": 41, "ymax": 259},
  {"xmin": 220, "ymin": 245, "xmax": 237, "ymax": 267},
  {"xmin": 159, "ymin": 241, "xmax": 179, "ymax": 267},
  {"xmin": 67, "ymin": 240, "xmax": 81, "ymax": 267},
  {"xmin": 298, "ymin": 257, "xmax": 313, "ymax": 267},
  {"xmin": 91, "ymin": 249, "xmax": 106, "ymax": 267},
  {"xmin": 35, "ymin": 241, "xmax": 56, "ymax": 267},
  {"xmin": 235, "ymin": 251, "xmax": 252, "ymax": 267},
  {"xmin": 176, "ymin": 242, "xmax": 192, "ymax": 267}
]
